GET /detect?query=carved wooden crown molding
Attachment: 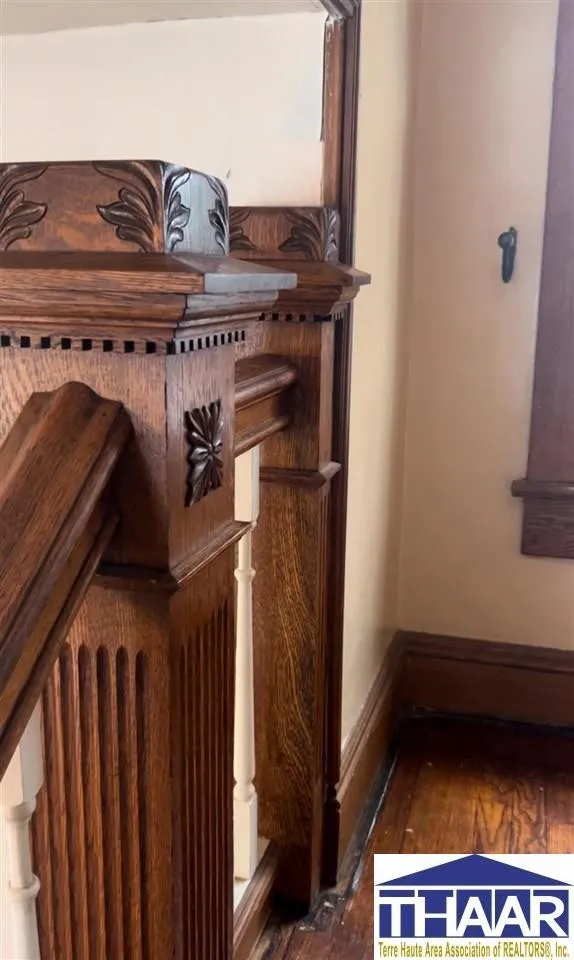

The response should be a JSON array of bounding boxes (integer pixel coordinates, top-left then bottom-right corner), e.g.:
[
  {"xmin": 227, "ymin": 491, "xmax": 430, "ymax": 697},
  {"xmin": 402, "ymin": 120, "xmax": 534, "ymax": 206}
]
[
  {"xmin": 230, "ymin": 207, "xmax": 340, "ymax": 263},
  {"xmin": 228, "ymin": 205, "xmax": 368, "ymax": 314},
  {"xmin": 0, "ymin": 160, "xmax": 231, "ymax": 256},
  {"xmin": 0, "ymin": 164, "xmax": 48, "ymax": 250},
  {"xmin": 0, "ymin": 162, "xmax": 370, "ymax": 333}
]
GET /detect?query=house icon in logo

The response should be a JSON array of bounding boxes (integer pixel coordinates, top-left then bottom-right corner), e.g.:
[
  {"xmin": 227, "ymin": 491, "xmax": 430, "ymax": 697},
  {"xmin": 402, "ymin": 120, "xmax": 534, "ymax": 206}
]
[{"xmin": 376, "ymin": 855, "xmax": 571, "ymax": 939}]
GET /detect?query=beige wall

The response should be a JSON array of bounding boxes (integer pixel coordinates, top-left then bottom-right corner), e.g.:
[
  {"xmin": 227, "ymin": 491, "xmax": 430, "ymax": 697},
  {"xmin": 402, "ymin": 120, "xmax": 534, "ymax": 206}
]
[
  {"xmin": 0, "ymin": 12, "xmax": 325, "ymax": 205},
  {"xmin": 399, "ymin": 0, "xmax": 574, "ymax": 648},
  {"xmin": 341, "ymin": 0, "xmax": 419, "ymax": 744}
]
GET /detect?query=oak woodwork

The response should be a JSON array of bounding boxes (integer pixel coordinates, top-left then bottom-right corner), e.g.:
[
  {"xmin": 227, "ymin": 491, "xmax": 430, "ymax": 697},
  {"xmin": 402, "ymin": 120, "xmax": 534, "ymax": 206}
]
[
  {"xmin": 0, "ymin": 160, "xmax": 230, "ymax": 256},
  {"xmin": 0, "ymin": 249, "xmax": 297, "ymax": 296},
  {"xmin": 184, "ymin": 399, "xmax": 224, "ymax": 506},
  {"xmin": 0, "ymin": 158, "xmax": 371, "ymax": 953},
  {"xmin": 319, "ymin": 0, "xmax": 360, "ymax": 21},
  {"xmin": 254, "ymin": 480, "xmax": 331, "ymax": 902},
  {"xmin": 513, "ymin": 1, "xmax": 574, "ymax": 558},
  {"xmin": 32, "ymin": 587, "xmax": 172, "ymax": 960},
  {"xmin": 400, "ymin": 630, "xmax": 574, "ymax": 728},
  {"xmin": 0, "ymin": 383, "xmax": 130, "ymax": 780},
  {"xmin": 322, "ymin": 20, "xmax": 345, "ymax": 207},
  {"xmin": 229, "ymin": 206, "xmax": 368, "ymax": 314},
  {"xmin": 252, "ymin": 319, "xmax": 337, "ymax": 905},
  {"xmin": 230, "ymin": 207, "xmax": 339, "ymax": 263},
  {"xmin": 0, "ymin": 159, "xmax": 290, "ymax": 960},
  {"xmin": 234, "ymin": 842, "xmax": 280, "ymax": 960},
  {"xmin": 234, "ymin": 355, "xmax": 298, "ymax": 456},
  {"xmin": 321, "ymin": 1, "xmax": 363, "ymax": 888}
]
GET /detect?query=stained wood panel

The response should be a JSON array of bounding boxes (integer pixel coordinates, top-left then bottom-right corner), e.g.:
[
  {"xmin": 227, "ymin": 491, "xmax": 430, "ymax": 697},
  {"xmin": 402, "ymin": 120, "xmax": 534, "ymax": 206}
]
[{"xmin": 254, "ymin": 480, "xmax": 331, "ymax": 904}]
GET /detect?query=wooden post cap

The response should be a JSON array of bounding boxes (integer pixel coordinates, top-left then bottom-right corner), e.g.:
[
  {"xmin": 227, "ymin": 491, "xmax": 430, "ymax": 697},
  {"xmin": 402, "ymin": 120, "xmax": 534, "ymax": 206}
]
[{"xmin": 0, "ymin": 160, "xmax": 230, "ymax": 256}]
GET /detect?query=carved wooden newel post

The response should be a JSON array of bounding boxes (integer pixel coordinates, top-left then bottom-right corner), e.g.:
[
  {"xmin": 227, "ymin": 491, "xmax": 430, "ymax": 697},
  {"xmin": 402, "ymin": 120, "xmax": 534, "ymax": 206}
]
[
  {"xmin": 0, "ymin": 162, "xmax": 369, "ymax": 957},
  {"xmin": 0, "ymin": 161, "xmax": 294, "ymax": 960}
]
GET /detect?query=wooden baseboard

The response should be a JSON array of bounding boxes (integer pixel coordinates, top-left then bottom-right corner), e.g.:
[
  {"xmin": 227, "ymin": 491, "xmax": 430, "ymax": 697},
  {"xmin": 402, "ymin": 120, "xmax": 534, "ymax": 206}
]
[
  {"xmin": 331, "ymin": 630, "xmax": 574, "ymax": 887},
  {"xmin": 400, "ymin": 630, "xmax": 574, "ymax": 727},
  {"xmin": 337, "ymin": 636, "xmax": 402, "ymax": 867},
  {"xmin": 234, "ymin": 841, "xmax": 280, "ymax": 960}
]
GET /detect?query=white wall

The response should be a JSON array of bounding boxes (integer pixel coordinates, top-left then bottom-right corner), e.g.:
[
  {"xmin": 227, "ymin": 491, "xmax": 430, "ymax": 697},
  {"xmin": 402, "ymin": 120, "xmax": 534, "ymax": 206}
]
[
  {"xmin": 399, "ymin": 0, "xmax": 574, "ymax": 648},
  {"xmin": 0, "ymin": 11, "xmax": 326, "ymax": 205}
]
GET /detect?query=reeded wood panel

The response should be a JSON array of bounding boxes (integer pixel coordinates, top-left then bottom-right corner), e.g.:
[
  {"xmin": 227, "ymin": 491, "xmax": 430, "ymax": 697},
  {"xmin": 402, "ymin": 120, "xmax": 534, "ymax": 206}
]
[
  {"xmin": 170, "ymin": 554, "xmax": 236, "ymax": 960},
  {"xmin": 32, "ymin": 588, "xmax": 172, "ymax": 960}
]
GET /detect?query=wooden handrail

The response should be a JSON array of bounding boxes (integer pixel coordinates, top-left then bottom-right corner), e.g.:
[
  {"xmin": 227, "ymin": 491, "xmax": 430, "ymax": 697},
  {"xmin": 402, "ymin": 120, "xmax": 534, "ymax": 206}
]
[{"xmin": 0, "ymin": 382, "xmax": 131, "ymax": 779}]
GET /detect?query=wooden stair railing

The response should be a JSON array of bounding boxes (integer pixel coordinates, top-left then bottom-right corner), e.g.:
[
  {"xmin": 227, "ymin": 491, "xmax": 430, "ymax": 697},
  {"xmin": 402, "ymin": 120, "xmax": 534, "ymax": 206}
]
[
  {"xmin": 0, "ymin": 382, "xmax": 130, "ymax": 779},
  {"xmin": 0, "ymin": 382, "xmax": 130, "ymax": 958}
]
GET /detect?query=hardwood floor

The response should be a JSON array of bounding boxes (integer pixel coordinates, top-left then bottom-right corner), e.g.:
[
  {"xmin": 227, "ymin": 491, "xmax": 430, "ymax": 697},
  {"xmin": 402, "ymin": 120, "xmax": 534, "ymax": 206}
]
[{"xmin": 257, "ymin": 717, "xmax": 574, "ymax": 958}]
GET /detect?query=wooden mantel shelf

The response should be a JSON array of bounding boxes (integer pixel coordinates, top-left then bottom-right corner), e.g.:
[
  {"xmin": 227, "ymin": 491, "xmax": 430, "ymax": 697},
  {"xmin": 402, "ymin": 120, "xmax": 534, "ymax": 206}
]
[{"xmin": 0, "ymin": 250, "xmax": 296, "ymax": 296}]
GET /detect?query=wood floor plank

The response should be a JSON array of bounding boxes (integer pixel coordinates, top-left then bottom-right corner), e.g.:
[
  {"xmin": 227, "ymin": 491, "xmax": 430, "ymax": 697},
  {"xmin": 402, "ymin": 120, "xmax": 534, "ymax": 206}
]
[
  {"xmin": 511, "ymin": 775, "xmax": 546, "ymax": 852},
  {"xmin": 545, "ymin": 756, "xmax": 574, "ymax": 853},
  {"xmin": 474, "ymin": 760, "xmax": 515, "ymax": 852},
  {"xmin": 264, "ymin": 719, "xmax": 574, "ymax": 960},
  {"xmin": 400, "ymin": 726, "xmax": 479, "ymax": 853},
  {"xmin": 368, "ymin": 734, "xmax": 423, "ymax": 853},
  {"xmin": 548, "ymin": 822, "xmax": 574, "ymax": 853}
]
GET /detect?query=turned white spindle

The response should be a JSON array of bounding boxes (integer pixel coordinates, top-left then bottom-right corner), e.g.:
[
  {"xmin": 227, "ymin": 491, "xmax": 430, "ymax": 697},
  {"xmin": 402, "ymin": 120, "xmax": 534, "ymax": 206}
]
[
  {"xmin": 0, "ymin": 705, "xmax": 43, "ymax": 960},
  {"xmin": 234, "ymin": 445, "xmax": 260, "ymax": 881}
]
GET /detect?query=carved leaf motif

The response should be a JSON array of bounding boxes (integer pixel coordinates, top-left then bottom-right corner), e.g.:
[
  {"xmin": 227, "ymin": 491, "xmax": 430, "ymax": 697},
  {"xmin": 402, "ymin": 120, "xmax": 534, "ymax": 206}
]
[
  {"xmin": 94, "ymin": 161, "xmax": 162, "ymax": 252},
  {"xmin": 229, "ymin": 208, "xmax": 256, "ymax": 253},
  {"xmin": 279, "ymin": 208, "xmax": 340, "ymax": 261},
  {"xmin": 206, "ymin": 176, "xmax": 230, "ymax": 254},
  {"xmin": 164, "ymin": 166, "xmax": 191, "ymax": 253},
  {"xmin": 0, "ymin": 164, "xmax": 48, "ymax": 250},
  {"xmin": 184, "ymin": 400, "xmax": 224, "ymax": 507},
  {"xmin": 323, "ymin": 208, "xmax": 340, "ymax": 261}
]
